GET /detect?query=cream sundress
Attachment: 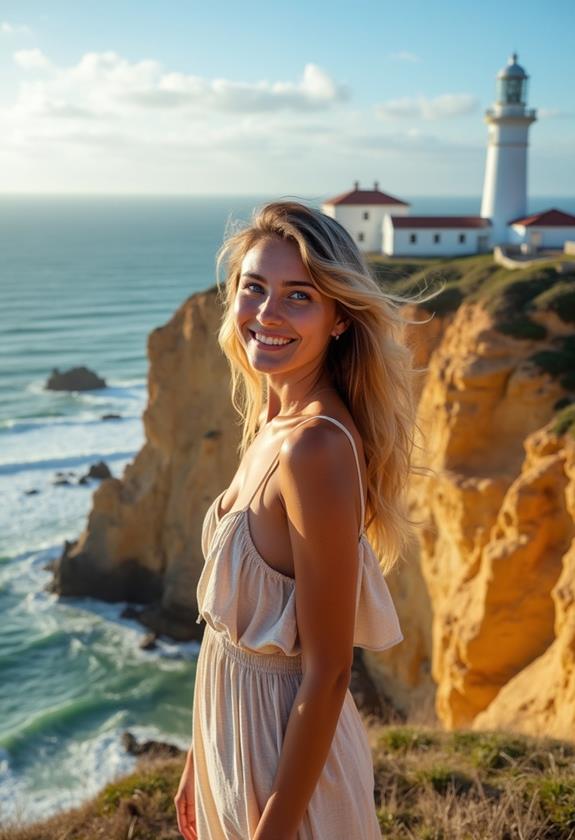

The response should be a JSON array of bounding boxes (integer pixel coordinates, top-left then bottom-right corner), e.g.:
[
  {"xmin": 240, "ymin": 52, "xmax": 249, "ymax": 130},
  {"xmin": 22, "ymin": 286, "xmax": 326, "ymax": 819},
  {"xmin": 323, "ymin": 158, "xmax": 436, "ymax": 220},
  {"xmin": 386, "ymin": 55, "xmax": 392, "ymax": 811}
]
[{"xmin": 192, "ymin": 415, "xmax": 404, "ymax": 839}]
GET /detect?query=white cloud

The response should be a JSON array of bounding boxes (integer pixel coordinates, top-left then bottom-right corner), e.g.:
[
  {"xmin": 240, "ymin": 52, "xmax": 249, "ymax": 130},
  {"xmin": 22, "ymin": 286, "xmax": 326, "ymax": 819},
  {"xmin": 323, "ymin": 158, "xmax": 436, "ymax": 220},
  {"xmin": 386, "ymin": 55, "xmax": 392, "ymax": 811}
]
[
  {"xmin": 1, "ymin": 21, "xmax": 31, "ymax": 34},
  {"xmin": 376, "ymin": 93, "xmax": 478, "ymax": 121},
  {"xmin": 538, "ymin": 107, "xmax": 574, "ymax": 120},
  {"xmin": 339, "ymin": 127, "xmax": 481, "ymax": 157},
  {"xmin": 0, "ymin": 50, "xmax": 351, "ymax": 171},
  {"xmin": 9, "ymin": 50, "xmax": 347, "ymax": 117},
  {"xmin": 110, "ymin": 59, "xmax": 348, "ymax": 112},
  {"xmin": 0, "ymin": 48, "xmax": 512, "ymax": 194},
  {"xmin": 388, "ymin": 51, "xmax": 421, "ymax": 63},
  {"xmin": 14, "ymin": 49, "xmax": 51, "ymax": 70}
]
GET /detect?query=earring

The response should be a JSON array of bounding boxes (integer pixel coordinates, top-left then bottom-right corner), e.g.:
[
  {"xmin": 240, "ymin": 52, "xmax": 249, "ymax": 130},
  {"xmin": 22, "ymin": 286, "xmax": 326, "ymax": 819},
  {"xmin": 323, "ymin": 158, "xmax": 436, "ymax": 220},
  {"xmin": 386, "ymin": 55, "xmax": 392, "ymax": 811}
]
[{"xmin": 334, "ymin": 333, "xmax": 340, "ymax": 341}]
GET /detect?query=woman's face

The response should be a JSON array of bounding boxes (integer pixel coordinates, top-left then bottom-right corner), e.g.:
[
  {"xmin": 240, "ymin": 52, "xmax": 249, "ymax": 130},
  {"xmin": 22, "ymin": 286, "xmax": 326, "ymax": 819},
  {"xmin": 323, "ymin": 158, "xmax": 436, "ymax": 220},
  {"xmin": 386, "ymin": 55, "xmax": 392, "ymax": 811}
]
[{"xmin": 234, "ymin": 236, "xmax": 344, "ymax": 377}]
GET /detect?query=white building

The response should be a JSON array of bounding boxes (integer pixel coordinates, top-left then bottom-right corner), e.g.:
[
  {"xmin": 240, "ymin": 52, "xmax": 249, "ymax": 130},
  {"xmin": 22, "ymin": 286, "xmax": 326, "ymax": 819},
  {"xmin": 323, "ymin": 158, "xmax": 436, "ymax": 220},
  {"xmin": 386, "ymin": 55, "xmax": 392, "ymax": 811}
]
[
  {"xmin": 507, "ymin": 208, "xmax": 575, "ymax": 250},
  {"xmin": 383, "ymin": 215, "xmax": 491, "ymax": 257},
  {"xmin": 322, "ymin": 182, "xmax": 410, "ymax": 252},
  {"xmin": 321, "ymin": 54, "xmax": 575, "ymax": 258}
]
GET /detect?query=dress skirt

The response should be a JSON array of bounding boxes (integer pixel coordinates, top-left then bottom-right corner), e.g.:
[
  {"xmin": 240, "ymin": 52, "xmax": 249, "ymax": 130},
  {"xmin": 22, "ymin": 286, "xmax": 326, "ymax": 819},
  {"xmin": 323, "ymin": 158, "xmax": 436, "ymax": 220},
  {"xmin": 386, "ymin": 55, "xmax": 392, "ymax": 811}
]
[{"xmin": 192, "ymin": 622, "xmax": 382, "ymax": 839}]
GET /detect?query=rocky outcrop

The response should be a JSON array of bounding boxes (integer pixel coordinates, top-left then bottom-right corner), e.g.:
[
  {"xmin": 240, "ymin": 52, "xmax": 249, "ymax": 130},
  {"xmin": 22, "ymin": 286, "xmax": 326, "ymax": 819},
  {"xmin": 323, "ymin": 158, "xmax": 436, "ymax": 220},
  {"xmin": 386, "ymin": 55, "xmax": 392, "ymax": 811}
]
[
  {"xmin": 49, "ymin": 287, "xmax": 240, "ymax": 640},
  {"xmin": 45, "ymin": 365, "xmax": 106, "ymax": 390},
  {"xmin": 470, "ymin": 432, "xmax": 575, "ymax": 742}
]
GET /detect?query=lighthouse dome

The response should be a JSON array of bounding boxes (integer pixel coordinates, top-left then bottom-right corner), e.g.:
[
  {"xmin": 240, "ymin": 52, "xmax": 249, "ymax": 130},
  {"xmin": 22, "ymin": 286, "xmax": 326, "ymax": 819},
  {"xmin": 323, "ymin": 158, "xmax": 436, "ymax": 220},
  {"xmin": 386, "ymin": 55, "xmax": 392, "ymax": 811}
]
[
  {"xmin": 497, "ymin": 52, "xmax": 527, "ymax": 80},
  {"xmin": 495, "ymin": 52, "xmax": 529, "ymax": 105}
]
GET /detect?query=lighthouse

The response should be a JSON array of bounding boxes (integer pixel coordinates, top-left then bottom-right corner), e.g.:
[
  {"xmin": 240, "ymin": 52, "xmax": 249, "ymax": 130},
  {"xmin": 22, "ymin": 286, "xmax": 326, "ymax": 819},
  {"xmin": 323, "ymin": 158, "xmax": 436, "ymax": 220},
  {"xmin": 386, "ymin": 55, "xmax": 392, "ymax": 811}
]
[{"xmin": 480, "ymin": 53, "xmax": 537, "ymax": 245}]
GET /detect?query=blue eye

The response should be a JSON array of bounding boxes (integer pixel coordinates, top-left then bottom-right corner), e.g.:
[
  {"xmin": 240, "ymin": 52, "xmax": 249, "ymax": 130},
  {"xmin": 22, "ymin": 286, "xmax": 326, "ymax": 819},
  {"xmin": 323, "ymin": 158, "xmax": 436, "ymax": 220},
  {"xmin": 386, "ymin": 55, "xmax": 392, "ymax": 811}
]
[{"xmin": 290, "ymin": 290, "xmax": 310, "ymax": 301}]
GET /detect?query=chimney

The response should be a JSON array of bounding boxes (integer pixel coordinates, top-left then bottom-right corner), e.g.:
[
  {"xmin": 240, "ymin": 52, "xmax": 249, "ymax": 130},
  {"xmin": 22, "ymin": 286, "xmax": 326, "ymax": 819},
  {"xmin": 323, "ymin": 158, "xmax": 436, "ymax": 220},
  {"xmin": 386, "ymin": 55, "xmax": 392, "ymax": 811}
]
[
  {"xmin": 374, "ymin": 180, "xmax": 379, "ymax": 191},
  {"xmin": 353, "ymin": 180, "xmax": 359, "ymax": 190}
]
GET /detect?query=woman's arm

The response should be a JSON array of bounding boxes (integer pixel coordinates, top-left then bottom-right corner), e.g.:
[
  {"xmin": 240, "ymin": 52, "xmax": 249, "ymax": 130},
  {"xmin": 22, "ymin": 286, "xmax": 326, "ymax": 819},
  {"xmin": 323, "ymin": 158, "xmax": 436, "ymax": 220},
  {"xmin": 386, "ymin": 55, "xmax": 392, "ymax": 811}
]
[{"xmin": 253, "ymin": 422, "xmax": 361, "ymax": 840}]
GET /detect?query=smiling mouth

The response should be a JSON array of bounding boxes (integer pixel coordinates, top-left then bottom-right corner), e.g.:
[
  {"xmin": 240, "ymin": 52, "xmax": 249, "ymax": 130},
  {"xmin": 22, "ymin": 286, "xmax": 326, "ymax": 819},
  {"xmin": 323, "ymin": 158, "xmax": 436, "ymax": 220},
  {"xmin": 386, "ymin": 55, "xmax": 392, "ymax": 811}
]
[{"xmin": 248, "ymin": 329, "xmax": 296, "ymax": 347}]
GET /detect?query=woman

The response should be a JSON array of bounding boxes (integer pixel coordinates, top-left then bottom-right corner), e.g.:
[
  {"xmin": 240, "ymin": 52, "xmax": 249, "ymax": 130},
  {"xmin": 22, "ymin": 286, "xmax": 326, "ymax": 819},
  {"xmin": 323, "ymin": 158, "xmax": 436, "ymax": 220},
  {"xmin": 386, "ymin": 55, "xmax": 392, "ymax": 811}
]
[{"xmin": 175, "ymin": 200, "xmax": 426, "ymax": 839}]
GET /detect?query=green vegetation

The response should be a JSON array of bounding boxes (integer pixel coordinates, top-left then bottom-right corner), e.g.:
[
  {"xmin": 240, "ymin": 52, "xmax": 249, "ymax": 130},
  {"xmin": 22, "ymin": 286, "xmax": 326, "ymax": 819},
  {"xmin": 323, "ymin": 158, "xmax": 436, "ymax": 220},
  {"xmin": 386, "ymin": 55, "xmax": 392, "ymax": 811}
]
[
  {"xmin": 552, "ymin": 403, "xmax": 575, "ymax": 439},
  {"xmin": 369, "ymin": 253, "xmax": 575, "ymax": 437},
  {"xmin": 533, "ymin": 280, "xmax": 575, "ymax": 325},
  {"xmin": 0, "ymin": 756, "xmax": 186, "ymax": 840},
  {"xmin": 95, "ymin": 767, "xmax": 176, "ymax": 816},
  {"xmin": 372, "ymin": 723, "xmax": 575, "ymax": 839},
  {"xmin": 497, "ymin": 315, "xmax": 548, "ymax": 340},
  {"xmin": 368, "ymin": 253, "xmax": 575, "ymax": 329},
  {"xmin": 529, "ymin": 336, "xmax": 575, "ymax": 393},
  {"xmin": 3, "ymin": 724, "xmax": 575, "ymax": 840},
  {"xmin": 378, "ymin": 725, "xmax": 438, "ymax": 753}
]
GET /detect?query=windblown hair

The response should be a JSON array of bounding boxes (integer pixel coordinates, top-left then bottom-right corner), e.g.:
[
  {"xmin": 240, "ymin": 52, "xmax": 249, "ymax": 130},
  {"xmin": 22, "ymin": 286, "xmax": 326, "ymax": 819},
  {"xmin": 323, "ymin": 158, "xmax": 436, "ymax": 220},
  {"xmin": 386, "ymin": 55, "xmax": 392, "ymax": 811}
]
[{"xmin": 215, "ymin": 200, "xmax": 439, "ymax": 575}]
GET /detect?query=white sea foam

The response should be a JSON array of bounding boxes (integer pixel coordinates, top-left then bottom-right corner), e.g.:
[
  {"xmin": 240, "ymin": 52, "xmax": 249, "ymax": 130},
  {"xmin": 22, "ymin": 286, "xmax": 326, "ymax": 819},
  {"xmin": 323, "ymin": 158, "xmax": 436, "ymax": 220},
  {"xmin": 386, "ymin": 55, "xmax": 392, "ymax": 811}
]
[
  {"xmin": 0, "ymin": 719, "xmax": 188, "ymax": 827},
  {"xmin": 0, "ymin": 381, "xmax": 147, "ymax": 471}
]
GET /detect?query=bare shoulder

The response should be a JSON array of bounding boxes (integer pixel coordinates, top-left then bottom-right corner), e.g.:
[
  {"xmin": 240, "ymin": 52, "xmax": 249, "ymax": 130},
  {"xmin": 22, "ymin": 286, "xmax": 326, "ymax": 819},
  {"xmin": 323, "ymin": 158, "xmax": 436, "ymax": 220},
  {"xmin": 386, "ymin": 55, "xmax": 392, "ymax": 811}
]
[
  {"xmin": 279, "ymin": 417, "xmax": 351, "ymax": 475},
  {"xmin": 277, "ymin": 416, "xmax": 361, "ymax": 519}
]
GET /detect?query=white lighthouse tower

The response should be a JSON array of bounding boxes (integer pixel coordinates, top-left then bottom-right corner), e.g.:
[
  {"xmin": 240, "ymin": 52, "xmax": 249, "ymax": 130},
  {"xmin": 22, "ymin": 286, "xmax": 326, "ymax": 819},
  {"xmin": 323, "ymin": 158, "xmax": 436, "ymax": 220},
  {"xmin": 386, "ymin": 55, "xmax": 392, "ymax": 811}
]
[{"xmin": 480, "ymin": 53, "xmax": 537, "ymax": 245}]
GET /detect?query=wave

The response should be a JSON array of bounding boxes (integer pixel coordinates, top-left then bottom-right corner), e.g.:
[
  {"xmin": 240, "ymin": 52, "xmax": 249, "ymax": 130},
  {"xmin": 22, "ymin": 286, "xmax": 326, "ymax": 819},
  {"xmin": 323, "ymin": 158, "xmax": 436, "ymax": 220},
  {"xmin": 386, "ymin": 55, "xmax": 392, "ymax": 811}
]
[
  {"xmin": 0, "ymin": 448, "xmax": 139, "ymax": 476},
  {"xmin": 0, "ymin": 413, "xmax": 141, "ymax": 434},
  {"xmin": 0, "ymin": 719, "xmax": 188, "ymax": 828}
]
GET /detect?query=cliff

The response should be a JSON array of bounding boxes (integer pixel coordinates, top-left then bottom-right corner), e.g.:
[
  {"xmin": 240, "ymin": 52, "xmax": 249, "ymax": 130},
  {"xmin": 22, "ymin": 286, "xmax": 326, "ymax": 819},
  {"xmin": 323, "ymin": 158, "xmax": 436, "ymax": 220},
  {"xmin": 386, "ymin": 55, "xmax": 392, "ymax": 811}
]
[
  {"xmin": 50, "ymin": 287, "xmax": 240, "ymax": 640},
  {"xmin": 49, "ymin": 254, "xmax": 575, "ymax": 740},
  {"xmin": 394, "ymin": 254, "xmax": 575, "ymax": 739}
]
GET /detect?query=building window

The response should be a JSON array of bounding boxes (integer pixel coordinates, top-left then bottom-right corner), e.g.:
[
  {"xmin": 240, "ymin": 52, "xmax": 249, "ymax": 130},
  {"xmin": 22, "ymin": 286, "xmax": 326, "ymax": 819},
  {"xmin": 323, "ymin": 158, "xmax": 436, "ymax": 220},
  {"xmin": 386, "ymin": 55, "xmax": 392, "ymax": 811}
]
[
  {"xmin": 358, "ymin": 232, "xmax": 365, "ymax": 242},
  {"xmin": 409, "ymin": 233, "xmax": 417, "ymax": 244},
  {"xmin": 459, "ymin": 233, "xmax": 466, "ymax": 244},
  {"xmin": 363, "ymin": 211, "xmax": 369, "ymax": 220},
  {"xmin": 433, "ymin": 233, "xmax": 441, "ymax": 244}
]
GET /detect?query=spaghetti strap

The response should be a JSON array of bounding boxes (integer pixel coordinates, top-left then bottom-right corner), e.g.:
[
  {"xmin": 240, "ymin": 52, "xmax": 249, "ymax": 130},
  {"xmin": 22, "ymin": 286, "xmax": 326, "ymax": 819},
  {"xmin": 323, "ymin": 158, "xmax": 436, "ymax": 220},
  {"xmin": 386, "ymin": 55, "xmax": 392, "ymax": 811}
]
[
  {"xmin": 247, "ymin": 414, "xmax": 365, "ymax": 537},
  {"xmin": 245, "ymin": 446, "xmax": 284, "ymax": 509}
]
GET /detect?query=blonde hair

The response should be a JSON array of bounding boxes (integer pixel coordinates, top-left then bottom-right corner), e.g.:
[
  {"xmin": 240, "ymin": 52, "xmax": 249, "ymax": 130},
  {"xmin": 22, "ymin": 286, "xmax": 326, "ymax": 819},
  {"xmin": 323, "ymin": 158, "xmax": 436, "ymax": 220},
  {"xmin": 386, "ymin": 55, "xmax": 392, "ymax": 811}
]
[{"xmin": 215, "ymin": 200, "xmax": 438, "ymax": 574}]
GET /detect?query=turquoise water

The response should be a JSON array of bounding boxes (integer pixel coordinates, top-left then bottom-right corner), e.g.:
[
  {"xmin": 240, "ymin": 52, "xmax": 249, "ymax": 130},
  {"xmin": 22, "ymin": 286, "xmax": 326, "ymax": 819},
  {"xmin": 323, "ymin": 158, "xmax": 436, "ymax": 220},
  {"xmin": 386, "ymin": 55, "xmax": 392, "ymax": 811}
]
[
  {"xmin": 1, "ymin": 193, "xmax": 573, "ymax": 826},
  {"xmin": 0, "ymin": 194, "xmax": 271, "ymax": 826}
]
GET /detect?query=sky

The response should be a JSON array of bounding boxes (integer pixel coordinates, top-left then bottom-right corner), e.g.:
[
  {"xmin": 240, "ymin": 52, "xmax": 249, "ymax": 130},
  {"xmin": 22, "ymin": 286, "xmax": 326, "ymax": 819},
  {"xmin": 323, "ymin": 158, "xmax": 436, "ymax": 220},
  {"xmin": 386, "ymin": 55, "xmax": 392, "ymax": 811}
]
[{"xmin": 0, "ymin": 0, "xmax": 574, "ymax": 197}]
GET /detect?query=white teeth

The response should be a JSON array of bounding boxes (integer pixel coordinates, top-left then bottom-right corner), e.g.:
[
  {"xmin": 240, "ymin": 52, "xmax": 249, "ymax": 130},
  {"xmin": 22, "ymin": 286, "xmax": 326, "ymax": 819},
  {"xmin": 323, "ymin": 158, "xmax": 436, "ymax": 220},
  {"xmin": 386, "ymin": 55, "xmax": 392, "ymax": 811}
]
[{"xmin": 254, "ymin": 332, "xmax": 293, "ymax": 346}]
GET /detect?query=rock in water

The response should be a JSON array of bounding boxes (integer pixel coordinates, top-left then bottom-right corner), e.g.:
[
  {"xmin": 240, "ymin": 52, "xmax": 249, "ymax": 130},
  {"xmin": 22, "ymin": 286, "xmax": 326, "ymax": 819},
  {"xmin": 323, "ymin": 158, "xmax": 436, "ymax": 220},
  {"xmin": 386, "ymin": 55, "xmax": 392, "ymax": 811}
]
[
  {"xmin": 45, "ymin": 366, "xmax": 107, "ymax": 391},
  {"xmin": 86, "ymin": 461, "xmax": 113, "ymax": 480},
  {"xmin": 121, "ymin": 730, "xmax": 183, "ymax": 759}
]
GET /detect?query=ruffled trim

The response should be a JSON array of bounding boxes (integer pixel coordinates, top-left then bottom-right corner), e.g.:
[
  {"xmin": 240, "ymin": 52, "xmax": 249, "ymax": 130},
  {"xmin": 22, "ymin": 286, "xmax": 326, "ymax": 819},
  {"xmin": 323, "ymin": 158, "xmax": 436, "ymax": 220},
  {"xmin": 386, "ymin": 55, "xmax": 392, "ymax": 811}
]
[
  {"xmin": 236, "ymin": 512, "xmax": 295, "ymax": 585},
  {"xmin": 197, "ymin": 503, "xmax": 404, "ymax": 656}
]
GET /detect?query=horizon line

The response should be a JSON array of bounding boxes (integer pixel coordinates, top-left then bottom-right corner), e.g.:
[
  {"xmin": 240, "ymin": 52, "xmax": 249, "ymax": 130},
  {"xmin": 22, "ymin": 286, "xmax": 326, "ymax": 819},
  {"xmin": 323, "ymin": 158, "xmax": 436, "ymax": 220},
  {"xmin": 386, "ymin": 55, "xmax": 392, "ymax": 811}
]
[{"xmin": 0, "ymin": 192, "xmax": 573, "ymax": 199}]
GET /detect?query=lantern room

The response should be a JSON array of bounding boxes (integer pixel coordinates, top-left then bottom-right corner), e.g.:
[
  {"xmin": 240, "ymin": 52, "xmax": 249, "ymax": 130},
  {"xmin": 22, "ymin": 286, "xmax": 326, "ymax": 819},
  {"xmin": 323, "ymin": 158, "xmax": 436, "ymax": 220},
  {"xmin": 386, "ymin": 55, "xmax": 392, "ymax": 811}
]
[{"xmin": 496, "ymin": 52, "xmax": 529, "ymax": 106}]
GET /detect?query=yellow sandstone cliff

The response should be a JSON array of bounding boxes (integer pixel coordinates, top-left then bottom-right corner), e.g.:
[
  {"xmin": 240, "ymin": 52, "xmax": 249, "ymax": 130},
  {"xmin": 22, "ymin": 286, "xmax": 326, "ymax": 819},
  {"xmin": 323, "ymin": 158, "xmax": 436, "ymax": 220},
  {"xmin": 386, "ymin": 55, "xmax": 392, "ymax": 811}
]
[{"xmin": 400, "ymin": 290, "xmax": 575, "ymax": 739}]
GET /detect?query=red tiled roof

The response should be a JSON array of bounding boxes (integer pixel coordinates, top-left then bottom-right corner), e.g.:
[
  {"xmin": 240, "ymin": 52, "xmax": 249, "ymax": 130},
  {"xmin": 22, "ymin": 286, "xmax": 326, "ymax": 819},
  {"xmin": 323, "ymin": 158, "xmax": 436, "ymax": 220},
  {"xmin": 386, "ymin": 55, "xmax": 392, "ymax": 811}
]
[
  {"xmin": 323, "ymin": 186, "xmax": 409, "ymax": 207},
  {"xmin": 391, "ymin": 216, "xmax": 491, "ymax": 229},
  {"xmin": 509, "ymin": 208, "xmax": 575, "ymax": 227}
]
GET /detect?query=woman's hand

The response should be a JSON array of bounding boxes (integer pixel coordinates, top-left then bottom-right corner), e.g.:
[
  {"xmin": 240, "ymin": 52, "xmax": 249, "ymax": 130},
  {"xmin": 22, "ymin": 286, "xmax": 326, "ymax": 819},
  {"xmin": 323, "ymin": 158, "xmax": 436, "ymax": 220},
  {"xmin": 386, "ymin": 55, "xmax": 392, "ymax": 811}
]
[{"xmin": 174, "ymin": 749, "xmax": 198, "ymax": 840}]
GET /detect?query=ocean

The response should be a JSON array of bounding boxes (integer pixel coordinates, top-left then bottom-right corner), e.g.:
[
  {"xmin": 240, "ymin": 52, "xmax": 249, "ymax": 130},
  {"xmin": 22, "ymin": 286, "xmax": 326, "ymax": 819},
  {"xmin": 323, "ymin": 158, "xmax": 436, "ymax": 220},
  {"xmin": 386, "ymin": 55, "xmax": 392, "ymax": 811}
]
[{"xmin": 1, "ymin": 193, "xmax": 574, "ymax": 827}]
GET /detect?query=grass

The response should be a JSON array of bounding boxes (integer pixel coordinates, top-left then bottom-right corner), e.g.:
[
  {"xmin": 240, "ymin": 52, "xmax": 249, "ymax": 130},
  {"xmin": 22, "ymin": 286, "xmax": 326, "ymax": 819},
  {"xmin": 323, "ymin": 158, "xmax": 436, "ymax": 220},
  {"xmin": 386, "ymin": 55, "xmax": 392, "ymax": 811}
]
[
  {"xmin": 0, "ymin": 756, "xmax": 185, "ymax": 840},
  {"xmin": 552, "ymin": 403, "xmax": 575, "ymax": 438},
  {"xmin": 529, "ymin": 336, "xmax": 575, "ymax": 393},
  {"xmin": 368, "ymin": 253, "xmax": 575, "ymax": 328},
  {"xmin": 369, "ymin": 253, "xmax": 575, "ymax": 433},
  {"xmin": 371, "ymin": 723, "xmax": 575, "ymax": 839},
  {"xmin": 2, "ymin": 724, "xmax": 575, "ymax": 840}
]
